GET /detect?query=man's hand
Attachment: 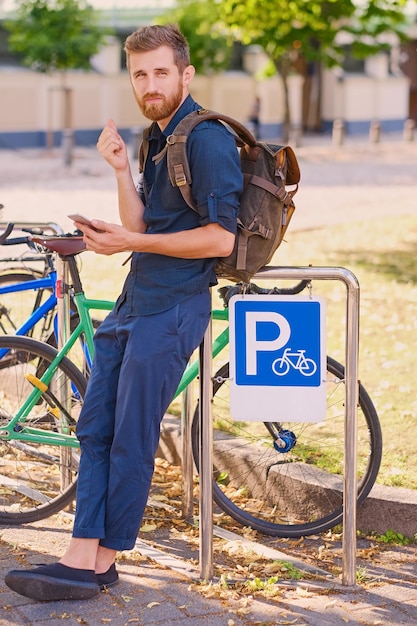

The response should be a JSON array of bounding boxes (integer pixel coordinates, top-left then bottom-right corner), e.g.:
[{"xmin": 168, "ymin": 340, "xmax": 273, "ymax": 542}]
[
  {"xmin": 73, "ymin": 219, "xmax": 133, "ymax": 256},
  {"xmin": 97, "ymin": 120, "xmax": 129, "ymax": 173}
]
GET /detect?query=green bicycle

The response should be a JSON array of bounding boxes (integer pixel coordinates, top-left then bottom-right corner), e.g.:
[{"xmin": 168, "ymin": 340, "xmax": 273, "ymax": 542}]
[{"xmin": 0, "ymin": 232, "xmax": 382, "ymax": 537}]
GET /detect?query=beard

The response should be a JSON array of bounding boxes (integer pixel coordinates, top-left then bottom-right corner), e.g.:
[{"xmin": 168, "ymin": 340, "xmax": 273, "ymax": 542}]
[{"xmin": 137, "ymin": 80, "xmax": 183, "ymax": 121}]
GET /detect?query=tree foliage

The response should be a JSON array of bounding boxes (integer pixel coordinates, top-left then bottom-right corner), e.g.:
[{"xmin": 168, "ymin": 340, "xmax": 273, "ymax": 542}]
[
  {"xmin": 157, "ymin": 0, "xmax": 233, "ymax": 74},
  {"xmin": 5, "ymin": 0, "xmax": 110, "ymax": 73},
  {"xmin": 208, "ymin": 0, "xmax": 410, "ymax": 74},
  {"xmin": 203, "ymin": 0, "xmax": 410, "ymax": 138}
]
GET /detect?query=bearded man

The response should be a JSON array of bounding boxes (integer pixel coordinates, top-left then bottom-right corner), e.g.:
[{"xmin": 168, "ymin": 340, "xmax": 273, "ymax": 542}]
[{"xmin": 5, "ymin": 23, "xmax": 242, "ymax": 602}]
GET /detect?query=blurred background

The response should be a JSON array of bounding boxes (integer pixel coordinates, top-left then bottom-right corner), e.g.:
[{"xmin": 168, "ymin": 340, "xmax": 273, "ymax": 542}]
[{"xmin": 1, "ymin": 0, "xmax": 416, "ymax": 153}]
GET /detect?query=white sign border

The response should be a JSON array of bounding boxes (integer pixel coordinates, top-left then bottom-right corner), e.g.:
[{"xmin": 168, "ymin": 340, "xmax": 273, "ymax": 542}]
[{"xmin": 229, "ymin": 294, "xmax": 327, "ymax": 422}]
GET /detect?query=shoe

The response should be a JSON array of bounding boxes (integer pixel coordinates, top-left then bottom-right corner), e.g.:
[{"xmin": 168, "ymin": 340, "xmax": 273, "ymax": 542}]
[
  {"xmin": 5, "ymin": 563, "xmax": 99, "ymax": 602},
  {"xmin": 96, "ymin": 563, "xmax": 119, "ymax": 590}
]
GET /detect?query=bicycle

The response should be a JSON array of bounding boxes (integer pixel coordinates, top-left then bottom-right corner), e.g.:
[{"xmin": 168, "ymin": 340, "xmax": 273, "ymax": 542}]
[
  {"xmin": 0, "ymin": 221, "xmax": 66, "ymax": 334},
  {"xmin": 0, "ymin": 225, "xmax": 100, "ymax": 355},
  {"xmin": 0, "ymin": 230, "xmax": 383, "ymax": 538},
  {"xmin": 0, "ymin": 222, "xmax": 63, "ymax": 341}
]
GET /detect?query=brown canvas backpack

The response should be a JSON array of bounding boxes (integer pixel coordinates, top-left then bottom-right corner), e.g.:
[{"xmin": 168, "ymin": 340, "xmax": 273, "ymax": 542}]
[{"xmin": 139, "ymin": 108, "xmax": 300, "ymax": 283}]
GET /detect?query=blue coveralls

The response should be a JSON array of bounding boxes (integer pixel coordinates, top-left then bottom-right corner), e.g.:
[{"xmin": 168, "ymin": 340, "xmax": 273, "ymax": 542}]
[{"xmin": 73, "ymin": 95, "xmax": 243, "ymax": 551}]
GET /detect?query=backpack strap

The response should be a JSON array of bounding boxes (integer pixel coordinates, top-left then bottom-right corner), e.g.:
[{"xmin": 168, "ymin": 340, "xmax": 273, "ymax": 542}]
[
  {"xmin": 138, "ymin": 121, "xmax": 198, "ymax": 207},
  {"xmin": 138, "ymin": 124, "xmax": 152, "ymax": 173},
  {"xmin": 138, "ymin": 123, "xmax": 157, "ymax": 205},
  {"xmin": 164, "ymin": 109, "xmax": 258, "ymax": 211}
]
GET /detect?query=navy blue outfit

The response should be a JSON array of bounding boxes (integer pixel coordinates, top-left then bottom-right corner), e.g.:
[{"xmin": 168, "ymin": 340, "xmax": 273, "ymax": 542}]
[{"xmin": 73, "ymin": 95, "xmax": 243, "ymax": 550}]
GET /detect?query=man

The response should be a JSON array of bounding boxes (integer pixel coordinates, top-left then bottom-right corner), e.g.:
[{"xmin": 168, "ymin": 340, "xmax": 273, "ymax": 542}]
[{"xmin": 5, "ymin": 24, "xmax": 242, "ymax": 602}]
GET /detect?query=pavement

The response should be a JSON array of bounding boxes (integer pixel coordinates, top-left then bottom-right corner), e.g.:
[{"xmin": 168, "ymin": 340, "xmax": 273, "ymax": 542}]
[{"xmin": 0, "ymin": 132, "xmax": 417, "ymax": 625}]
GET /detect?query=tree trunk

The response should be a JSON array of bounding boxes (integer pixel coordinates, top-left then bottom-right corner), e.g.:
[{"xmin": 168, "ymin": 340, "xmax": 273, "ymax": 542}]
[{"xmin": 275, "ymin": 59, "xmax": 291, "ymax": 143}]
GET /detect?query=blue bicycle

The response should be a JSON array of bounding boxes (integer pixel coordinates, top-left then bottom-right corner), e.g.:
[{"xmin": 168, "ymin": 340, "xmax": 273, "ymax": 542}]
[{"xmin": 0, "ymin": 225, "xmax": 99, "ymax": 361}]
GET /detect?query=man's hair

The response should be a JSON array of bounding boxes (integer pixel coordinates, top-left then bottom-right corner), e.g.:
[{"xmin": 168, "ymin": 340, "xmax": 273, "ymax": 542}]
[{"xmin": 124, "ymin": 24, "xmax": 190, "ymax": 73}]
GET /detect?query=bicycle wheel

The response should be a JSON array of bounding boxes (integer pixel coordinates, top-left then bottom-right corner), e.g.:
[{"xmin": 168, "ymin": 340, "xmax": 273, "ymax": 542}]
[
  {"xmin": 191, "ymin": 356, "xmax": 382, "ymax": 537},
  {"xmin": 0, "ymin": 335, "xmax": 86, "ymax": 524},
  {"xmin": 0, "ymin": 270, "xmax": 53, "ymax": 339}
]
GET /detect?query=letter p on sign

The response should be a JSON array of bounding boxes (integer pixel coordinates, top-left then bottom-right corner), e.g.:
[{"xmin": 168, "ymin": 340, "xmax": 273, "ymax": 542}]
[{"xmin": 245, "ymin": 312, "xmax": 290, "ymax": 375}]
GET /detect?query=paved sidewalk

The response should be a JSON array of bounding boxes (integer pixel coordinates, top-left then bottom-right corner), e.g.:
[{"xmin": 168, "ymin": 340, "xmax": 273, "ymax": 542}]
[
  {"xmin": 0, "ymin": 135, "xmax": 417, "ymax": 625},
  {"xmin": 0, "ymin": 132, "xmax": 417, "ymax": 232},
  {"xmin": 1, "ymin": 508, "xmax": 417, "ymax": 625}
]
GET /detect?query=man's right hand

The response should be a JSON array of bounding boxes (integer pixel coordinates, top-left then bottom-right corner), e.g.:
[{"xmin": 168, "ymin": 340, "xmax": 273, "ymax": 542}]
[{"xmin": 97, "ymin": 119, "xmax": 129, "ymax": 173}]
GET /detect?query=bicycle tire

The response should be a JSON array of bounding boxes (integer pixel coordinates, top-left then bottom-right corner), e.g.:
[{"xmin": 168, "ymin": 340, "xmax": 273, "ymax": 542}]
[
  {"xmin": 0, "ymin": 270, "xmax": 53, "ymax": 339},
  {"xmin": 0, "ymin": 334, "xmax": 87, "ymax": 524},
  {"xmin": 191, "ymin": 355, "xmax": 382, "ymax": 537}
]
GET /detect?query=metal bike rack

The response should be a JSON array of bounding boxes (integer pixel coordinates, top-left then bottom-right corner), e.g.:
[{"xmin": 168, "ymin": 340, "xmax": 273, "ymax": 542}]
[
  {"xmin": 185, "ymin": 265, "xmax": 360, "ymax": 586},
  {"xmin": 55, "ymin": 255, "xmax": 73, "ymax": 492},
  {"xmin": 0, "ymin": 222, "xmax": 64, "ymax": 236}
]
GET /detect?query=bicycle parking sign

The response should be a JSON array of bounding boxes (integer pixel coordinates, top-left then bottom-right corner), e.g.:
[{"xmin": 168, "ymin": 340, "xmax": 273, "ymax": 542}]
[{"xmin": 229, "ymin": 295, "xmax": 326, "ymax": 422}]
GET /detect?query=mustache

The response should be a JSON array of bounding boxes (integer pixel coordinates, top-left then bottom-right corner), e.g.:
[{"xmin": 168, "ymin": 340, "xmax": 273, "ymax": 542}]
[{"xmin": 143, "ymin": 92, "xmax": 164, "ymax": 100}]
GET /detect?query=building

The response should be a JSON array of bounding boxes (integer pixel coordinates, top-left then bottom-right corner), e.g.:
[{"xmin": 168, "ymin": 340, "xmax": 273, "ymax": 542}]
[{"xmin": 1, "ymin": 0, "xmax": 416, "ymax": 149}]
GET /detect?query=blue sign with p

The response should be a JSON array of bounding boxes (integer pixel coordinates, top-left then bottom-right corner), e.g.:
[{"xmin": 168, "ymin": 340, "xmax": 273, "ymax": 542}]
[{"xmin": 233, "ymin": 299, "xmax": 322, "ymax": 387}]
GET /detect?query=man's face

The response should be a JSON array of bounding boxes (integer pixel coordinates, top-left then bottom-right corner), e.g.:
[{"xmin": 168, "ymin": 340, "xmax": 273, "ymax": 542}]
[{"xmin": 128, "ymin": 46, "xmax": 190, "ymax": 127}]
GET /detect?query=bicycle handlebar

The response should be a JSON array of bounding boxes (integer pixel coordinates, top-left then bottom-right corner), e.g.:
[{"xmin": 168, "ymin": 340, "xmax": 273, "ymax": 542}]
[
  {"xmin": 218, "ymin": 279, "xmax": 310, "ymax": 307},
  {"xmin": 0, "ymin": 223, "xmax": 15, "ymax": 244},
  {"xmin": 0, "ymin": 222, "xmax": 71, "ymax": 249}
]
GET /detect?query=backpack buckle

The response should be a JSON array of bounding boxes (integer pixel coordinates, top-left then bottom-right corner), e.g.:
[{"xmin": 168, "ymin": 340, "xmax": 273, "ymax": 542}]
[{"xmin": 173, "ymin": 164, "xmax": 187, "ymax": 187}]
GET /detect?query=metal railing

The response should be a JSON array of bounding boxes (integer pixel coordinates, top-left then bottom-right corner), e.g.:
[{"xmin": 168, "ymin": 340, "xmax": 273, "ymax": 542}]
[{"xmin": 185, "ymin": 265, "xmax": 360, "ymax": 586}]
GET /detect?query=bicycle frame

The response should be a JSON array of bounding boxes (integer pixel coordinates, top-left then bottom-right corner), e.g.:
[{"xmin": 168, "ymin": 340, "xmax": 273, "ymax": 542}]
[
  {"xmin": 0, "ymin": 272, "xmax": 57, "ymax": 356},
  {"xmin": 6, "ymin": 254, "xmax": 231, "ymax": 449}
]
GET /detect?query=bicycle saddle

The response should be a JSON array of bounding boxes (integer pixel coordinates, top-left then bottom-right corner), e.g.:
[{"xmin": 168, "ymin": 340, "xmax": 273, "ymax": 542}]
[{"xmin": 30, "ymin": 235, "xmax": 86, "ymax": 256}]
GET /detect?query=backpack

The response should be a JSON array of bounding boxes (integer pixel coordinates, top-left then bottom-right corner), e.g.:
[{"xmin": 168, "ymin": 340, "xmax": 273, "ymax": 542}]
[{"xmin": 139, "ymin": 108, "xmax": 300, "ymax": 283}]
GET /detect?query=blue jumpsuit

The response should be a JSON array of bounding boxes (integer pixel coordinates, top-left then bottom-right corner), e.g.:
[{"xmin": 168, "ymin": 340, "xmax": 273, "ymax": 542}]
[{"xmin": 73, "ymin": 95, "xmax": 243, "ymax": 551}]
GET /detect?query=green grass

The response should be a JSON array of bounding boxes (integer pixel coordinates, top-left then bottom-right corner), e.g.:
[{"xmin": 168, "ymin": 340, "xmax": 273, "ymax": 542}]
[
  {"xmin": 268, "ymin": 214, "xmax": 417, "ymax": 490},
  {"xmin": 78, "ymin": 215, "xmax": 417, "ymax": 490}
]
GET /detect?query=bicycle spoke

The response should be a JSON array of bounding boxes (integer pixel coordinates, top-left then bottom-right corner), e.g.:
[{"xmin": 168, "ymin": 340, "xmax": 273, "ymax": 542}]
[
  {"xmin": 0, "ymin": 336, "xmax": 86, "ymax": 524},
  {"xmin": 192, "ymin": 357, "xmax": 382, "ymax": 537}
]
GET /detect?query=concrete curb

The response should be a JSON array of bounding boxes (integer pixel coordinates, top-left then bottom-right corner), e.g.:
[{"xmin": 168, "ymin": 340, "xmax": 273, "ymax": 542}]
[{"xmin": 158, "ymin": 416, "xmax": 417, "ymax": 539}]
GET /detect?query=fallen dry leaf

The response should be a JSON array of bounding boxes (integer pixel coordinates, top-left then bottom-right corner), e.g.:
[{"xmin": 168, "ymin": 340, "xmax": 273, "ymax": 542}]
[{"xmin": 140, "ymin": 523, "xmax": 157, "ymax": 532}]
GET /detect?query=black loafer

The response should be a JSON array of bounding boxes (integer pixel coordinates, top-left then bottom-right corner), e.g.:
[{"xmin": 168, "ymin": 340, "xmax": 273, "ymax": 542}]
[
  {"xmin": 96, "ymin": 563, "xmax": 119, "ymax": 590},
  {"xmin": 5, "ymin": 563, "xmax": 99, "ymax": 602}
]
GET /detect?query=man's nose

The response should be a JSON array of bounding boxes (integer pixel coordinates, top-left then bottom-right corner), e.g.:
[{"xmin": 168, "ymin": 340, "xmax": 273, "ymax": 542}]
[{"xmin": 144, "ymin": 76, "xmax": 157, "ymax": 92}]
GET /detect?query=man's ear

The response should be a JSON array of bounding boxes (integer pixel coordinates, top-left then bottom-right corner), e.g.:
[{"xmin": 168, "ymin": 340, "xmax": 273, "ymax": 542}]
[{"xmin": 183, "ymin": 64, "xmax": 195, "ymax": 86}]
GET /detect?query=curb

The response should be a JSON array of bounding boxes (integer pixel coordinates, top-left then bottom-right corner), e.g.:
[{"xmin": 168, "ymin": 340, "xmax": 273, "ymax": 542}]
[{"xmin": 158, "ymin": 416, "xmax": 417, "ymax": 539}]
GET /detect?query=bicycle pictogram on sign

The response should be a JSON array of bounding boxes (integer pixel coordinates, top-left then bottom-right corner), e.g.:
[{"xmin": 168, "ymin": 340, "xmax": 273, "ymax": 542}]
[{"xmin": 272, "ymin": 348, "xmax": 317, "ymax": 377}]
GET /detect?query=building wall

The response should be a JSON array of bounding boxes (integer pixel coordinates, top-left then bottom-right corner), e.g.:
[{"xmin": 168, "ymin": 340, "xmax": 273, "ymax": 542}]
[
  {"xmin": 321, "ymin": 58, "xmax": 410, "ymax": 134},
  {"xmin": 0, "ymin": 60, "xmax": 410, "ymax": 149}
]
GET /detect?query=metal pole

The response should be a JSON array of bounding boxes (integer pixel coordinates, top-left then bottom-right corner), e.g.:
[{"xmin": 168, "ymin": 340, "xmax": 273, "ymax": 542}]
[
  {"xmin": 199, "ymin": 303, "xmax": 213, "ymax": 581},
  {"xmin": 342, "ymin": 272, "xmax": 360, "ymax": 585},
  {"xmin": 56, "ymin": 255, "xmax": 72, "ymax": 491},
  {"xmin": 256, "ymin": 266, "xmax": 360, "ymax": 585},
  {"xmin": 181, "ymin": 384, "xmax": 194, "ymax": 520},
  {"xmin": 56, "ymin": 255, "xmax": 70, "ymax": 351}
]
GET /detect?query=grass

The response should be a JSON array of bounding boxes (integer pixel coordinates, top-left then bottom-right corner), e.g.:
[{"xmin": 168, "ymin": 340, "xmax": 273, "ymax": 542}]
[
  {"xmin": 58, "ymin": 215, "xmax": 417, "ymax": 491},
  {"xmin": 269, "ymin": 214, "xmax": 417, "ymax": 490}
]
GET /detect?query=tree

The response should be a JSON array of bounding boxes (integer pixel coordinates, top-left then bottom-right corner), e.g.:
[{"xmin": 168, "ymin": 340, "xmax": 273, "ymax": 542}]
[
  {"xmin": 157, "ymin": 0, "xmax": 233, "ymax": 74},
  {"xmin": 5, "ymin": 0, "xmax": 107, "ymax": 73},
  {"xmin": 206, "ymin": 0, "xmax": 410, "ymax": 140},
  {"xmin": 5, "ymin": 0, "xmax": 111, "ymax": 158}
]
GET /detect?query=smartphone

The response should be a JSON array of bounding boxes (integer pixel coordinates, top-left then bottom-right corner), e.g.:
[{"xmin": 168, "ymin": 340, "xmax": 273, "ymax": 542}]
[{"xmin": 68, "ymin": 213, "xmax": 104, "ymax": 233}]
